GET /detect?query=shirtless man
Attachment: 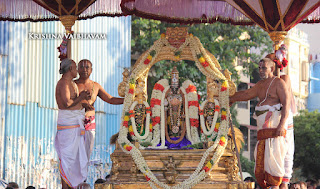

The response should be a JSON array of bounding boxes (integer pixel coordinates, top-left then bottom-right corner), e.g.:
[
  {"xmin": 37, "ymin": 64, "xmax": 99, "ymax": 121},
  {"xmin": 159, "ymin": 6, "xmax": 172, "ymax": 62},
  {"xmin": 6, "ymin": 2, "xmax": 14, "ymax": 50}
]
[
  {"xmin": 230, "ymin": 58, "xmax": 290, "ymax": 189},
  {"xmin": 75, "ymin": 59, "xmax": 124, "ymax": 160},
  {"xmin": 266, "ymin": 53, "xmax": 296, "ymax": 189},
  {"xmin": 55, "ymin": 58, "xmax": 91, "ymax": 189}
]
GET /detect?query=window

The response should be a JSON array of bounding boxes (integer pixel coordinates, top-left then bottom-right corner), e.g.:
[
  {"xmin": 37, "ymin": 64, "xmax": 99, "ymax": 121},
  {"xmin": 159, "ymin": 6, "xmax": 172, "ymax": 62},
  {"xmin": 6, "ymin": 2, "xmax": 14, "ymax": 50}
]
[
  {"xmin": 301, "ymin": 61, "xmax": 309, "ymax": 81},
  {"xmin": 238, "ymin": 101, "xmax": 248, "ymax": 109}
]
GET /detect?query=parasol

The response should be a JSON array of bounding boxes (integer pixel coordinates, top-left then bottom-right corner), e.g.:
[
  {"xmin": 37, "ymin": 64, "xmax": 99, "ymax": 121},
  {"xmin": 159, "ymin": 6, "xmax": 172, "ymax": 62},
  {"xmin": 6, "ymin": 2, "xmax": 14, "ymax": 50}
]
[
  {"xmin": 121, "ymin": 0, "xmax": 320, "ymax": 73},
  {"xmin": 224, "ymin": 0, "xmax": 320, "ymax": 74},
  {"xmin": 0, "ymin": 0, "xmax": 123, "ymax": 59},
  {"xmin": 0, "ymin": 0, "xmax": 123, "ymax": 22}
]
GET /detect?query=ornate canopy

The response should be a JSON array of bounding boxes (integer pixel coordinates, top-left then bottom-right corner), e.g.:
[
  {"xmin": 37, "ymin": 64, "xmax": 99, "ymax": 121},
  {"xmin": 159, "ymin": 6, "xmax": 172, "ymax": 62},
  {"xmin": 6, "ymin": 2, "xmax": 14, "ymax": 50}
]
[
  {"xmin": 121, "ymin": 0, "xmax": 320, "ymax": 25},
  {"xmin": 0, "ymin": 0, "xmax": 123, "ymax": 22}
]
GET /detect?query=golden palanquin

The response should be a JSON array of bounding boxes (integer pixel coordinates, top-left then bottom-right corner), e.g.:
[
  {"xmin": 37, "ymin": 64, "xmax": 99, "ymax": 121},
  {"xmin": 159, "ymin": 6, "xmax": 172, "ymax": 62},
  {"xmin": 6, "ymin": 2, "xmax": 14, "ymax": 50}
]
[
  {"xmin": 96, "ymin": 28, "xmax": 254, "ymax": 189},
  {"xmin": 96, "ymin": 133, "xmax": 253, "ymax": 189}
]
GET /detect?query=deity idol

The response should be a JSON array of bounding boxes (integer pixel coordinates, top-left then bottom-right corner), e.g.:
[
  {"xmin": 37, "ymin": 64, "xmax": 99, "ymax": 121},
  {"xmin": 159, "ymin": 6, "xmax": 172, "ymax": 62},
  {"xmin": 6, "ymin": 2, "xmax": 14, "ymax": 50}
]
[
  {"xmin": 202, "ymin": 77, "xmax": 220, "ymax": 134},
  {"xmin": 129, "ymin": 77, "xmax": 151, "ymax": 141},
  {"xmin": 164, "ymin": 67, "xmax": 187, "ymax": 144}
]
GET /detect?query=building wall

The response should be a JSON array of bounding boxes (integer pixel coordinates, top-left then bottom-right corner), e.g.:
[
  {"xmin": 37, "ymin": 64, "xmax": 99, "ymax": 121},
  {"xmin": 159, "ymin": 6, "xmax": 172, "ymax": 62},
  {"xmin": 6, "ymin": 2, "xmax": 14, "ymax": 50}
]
[
  {"xmin": 308, "ymin": 61, "xmax": 320, "ymax": 112},
  {"xmin": 0, "ymin": 16, "xmax": 131, "ymax": 188},
  {"xmin": 284, "ymin": 27, "xmax": 310, "ymax": 111}
]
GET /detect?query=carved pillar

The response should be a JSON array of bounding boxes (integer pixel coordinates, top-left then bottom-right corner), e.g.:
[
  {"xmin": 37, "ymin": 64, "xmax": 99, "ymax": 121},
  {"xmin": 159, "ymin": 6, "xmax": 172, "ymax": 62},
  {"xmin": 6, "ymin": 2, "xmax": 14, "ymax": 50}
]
[
  {"xmin": 226, "ymin": 137, "xmax": 240, "ymax": 182},
  {"xmin": 110, "ymin": 157, "xmax": 120, "ymax": 181},
  {"xmin": 118, "ymin": 68, "xmax": 130, "ymax": 97}
]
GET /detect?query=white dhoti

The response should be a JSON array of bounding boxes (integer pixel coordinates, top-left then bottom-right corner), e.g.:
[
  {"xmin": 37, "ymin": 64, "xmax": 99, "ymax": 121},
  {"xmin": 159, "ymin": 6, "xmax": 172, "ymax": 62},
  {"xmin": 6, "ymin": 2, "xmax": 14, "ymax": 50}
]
[
  {"xmin": 254, "ymin": 104, "xmax": 288, "ymax": 188},
  {"xmin": 55, "ymin": 109, "xmax": 88, "ymax": 188},
  {"xmin": 283, "ymin": 111, "xmax": 294, "ymax": 184}
]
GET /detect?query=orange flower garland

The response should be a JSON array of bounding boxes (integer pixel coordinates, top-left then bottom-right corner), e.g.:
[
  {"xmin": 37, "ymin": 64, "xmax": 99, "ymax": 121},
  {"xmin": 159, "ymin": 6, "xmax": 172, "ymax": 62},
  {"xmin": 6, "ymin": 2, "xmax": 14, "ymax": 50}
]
[
  {"xmin": 221, "ymin": 80, "xmax": 228, "ymax": 92},
  {"xmin": 219, "ymin": 136, "xmax": 226, "ymax": 146},
  {"xmin": 203, "ymin": 160, "xmax": 214, "ymax": 172},
  {"xmin": 186, "ymin": 84, "xmax": 197, "ymax": 93},
  {"xmin": 154, "ymin": 83, "xmax": 165, "ymax": 92},
  {"xmin": 197, "ymin": 54, "xmax": 209, "ymax": 67},
  {"xmin": 122, "ymin": 143, "xmax": 133, "ymax": 151},
  {"xmin": 221, "ymin": 108, "xmax": 227, "ymax": 120},
  {"xmin": 144, "ymin": 50, "xmax": 156, "ymax": 65},
  {"xmin": 214, "ymin": 122, "xmax": 220, "ymax": 132},
  {"xmin": 129, "ymin": 80, "xmax": 135, "ymax": 94}
]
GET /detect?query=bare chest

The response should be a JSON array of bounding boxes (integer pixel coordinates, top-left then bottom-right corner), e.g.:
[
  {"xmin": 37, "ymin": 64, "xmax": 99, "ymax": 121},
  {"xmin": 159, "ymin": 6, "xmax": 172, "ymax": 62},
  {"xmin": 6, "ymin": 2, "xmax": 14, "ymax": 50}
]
[
  {"xmin": 257, "ymin": 81, "xmax": 279, "ymax": 105},
  {"xmin": 77, "ymin": 82, "xmax": 98, "ymax": 102}
]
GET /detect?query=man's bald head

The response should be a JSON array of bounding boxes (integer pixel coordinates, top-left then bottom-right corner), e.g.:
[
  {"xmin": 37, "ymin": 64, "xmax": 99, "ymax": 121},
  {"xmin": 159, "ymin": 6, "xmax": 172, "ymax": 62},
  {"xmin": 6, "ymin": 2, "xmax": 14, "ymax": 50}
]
[
  {"xmin": 260, "ymin": 58, "xmax": 275, "ymax": 68},
  {"xmin": 258, "ymin": 58, "xmax": 275, "ymax": 79}
]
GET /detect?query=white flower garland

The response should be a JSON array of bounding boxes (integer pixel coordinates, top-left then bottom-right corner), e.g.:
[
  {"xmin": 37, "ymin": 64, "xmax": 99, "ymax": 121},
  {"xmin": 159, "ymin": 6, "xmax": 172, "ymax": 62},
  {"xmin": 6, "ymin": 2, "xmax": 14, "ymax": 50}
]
[
  {"xmin": 130, "ymin": 101, "xmax": 151, "ymax": 140},
  {"xmin": 199, "ymin": 99, "xmax": 219, "ymax": 136},
  {"xmin": 150, "ymin": 79, "xmax": 169, "ymax": 148},
  {"xmin": 159, "ymin": 86, "xmax": 170, "ymax": 148},
  {"xmin": 117, "ymin": 34, "xmax": 231, "ymax": 189},
  {"xmin": 181, "ymin": 80, "xmax": 200, "ymax": 144},
  {"xmin": 178, "ymin": 87, "xmax": 193, "ymax": 144}
]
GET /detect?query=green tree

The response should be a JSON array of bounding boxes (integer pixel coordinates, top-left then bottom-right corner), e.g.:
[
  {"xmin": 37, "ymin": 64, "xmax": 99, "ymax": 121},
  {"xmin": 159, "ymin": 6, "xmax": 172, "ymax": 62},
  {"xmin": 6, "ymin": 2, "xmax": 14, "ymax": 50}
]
[
  {"xmin": 131, "ymin": 16, "xmax": 273, "ymax": 83},
  {"xmin": 293, "ymin": 110, "xmax": 320, "ymax": 179}
]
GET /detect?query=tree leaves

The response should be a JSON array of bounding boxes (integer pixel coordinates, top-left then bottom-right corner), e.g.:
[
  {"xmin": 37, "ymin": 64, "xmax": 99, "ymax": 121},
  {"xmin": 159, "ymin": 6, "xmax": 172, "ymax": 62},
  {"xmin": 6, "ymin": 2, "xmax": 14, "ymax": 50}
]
[{"xmin": 294, "ymin": 110, "xmax": 320, "ymax": 179}]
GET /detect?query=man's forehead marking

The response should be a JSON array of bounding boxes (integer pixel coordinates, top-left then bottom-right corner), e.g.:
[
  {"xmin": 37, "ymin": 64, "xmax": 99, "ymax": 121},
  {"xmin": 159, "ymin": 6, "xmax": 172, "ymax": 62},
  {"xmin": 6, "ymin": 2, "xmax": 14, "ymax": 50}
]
[{"xmin": 79, "ymin": 61, "xmax": 92, "ymax": 66}]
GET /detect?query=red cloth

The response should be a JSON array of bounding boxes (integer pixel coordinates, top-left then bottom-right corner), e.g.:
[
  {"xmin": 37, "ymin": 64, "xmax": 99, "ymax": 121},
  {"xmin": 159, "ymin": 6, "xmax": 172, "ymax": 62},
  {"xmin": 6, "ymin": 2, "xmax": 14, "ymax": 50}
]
[{"xmin": 84, "ymin": 116, "xmax": 96, "ymax": 130}]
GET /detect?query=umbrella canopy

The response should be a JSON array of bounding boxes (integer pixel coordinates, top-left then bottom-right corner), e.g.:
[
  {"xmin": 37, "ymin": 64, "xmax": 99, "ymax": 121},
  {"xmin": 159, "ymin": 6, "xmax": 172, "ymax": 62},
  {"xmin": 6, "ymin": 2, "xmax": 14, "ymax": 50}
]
[
  {"xmin": 224, "ymin": 0, "xmax": 320, "ymax": 49},
  {"xmin": 121, "ymin": 0, "xmax": 253, "ymax": 25},
  {"xmin": 0, "ymin": 0, "xmax": 123, "ymax": 59},
  {"xmin": 225, "ymin": 0, "xmax": 320, "ymax": 32},
  {"xmin": 121, "ymin": 0, "xmax": 320, "ymax": 75},
  {"xmin": 121, "ymin": 0, "xmax": 320, "ymax": 25},
  {"xmin": 32, "ymin": 0, "xmax": 97, "ymax": 16},
  {"xmin": 0, "ymin": 0, "xmax": 123, "ymax": 22}
]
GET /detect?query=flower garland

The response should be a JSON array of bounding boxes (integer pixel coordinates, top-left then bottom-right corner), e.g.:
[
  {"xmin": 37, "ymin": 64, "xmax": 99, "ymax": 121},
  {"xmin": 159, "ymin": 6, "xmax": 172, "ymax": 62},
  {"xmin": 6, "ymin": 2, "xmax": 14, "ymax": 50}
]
[
  {"xmin": 274, "ymin": 44, "xmax": 288, "ymax": 70},
  {"xmin": 117, "ymin": 33, "xmax": 230, "ymax": 189},
  {"xmin": 150, "ymin": 79, "xmax": 169, "ymax": 148},
  {"xmin": 159, "ymin": 85, "xmax": 170, "ymax": 148},
  {"xmin": 129, "ymin": 101, "xmax": 151, "ymax": 140},
  {"xmin": 181, "ymin": 80, "xmax": 200, "ymax": 144},
  {"xmin": 199, "ymin": 99, "xmax": 220, "ymax": 136}
]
